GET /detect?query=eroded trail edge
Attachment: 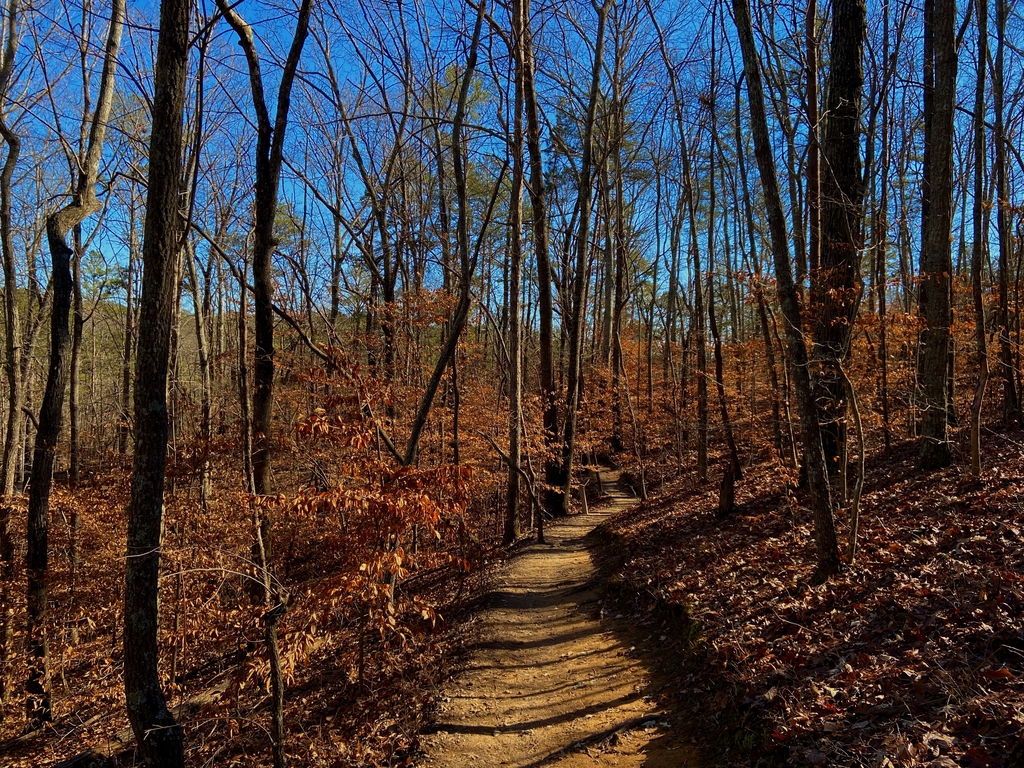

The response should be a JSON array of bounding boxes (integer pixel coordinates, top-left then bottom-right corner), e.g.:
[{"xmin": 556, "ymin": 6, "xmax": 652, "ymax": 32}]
[{"xmin": 420, "ymin": 472, "xmax": 697, "ymax": 767}]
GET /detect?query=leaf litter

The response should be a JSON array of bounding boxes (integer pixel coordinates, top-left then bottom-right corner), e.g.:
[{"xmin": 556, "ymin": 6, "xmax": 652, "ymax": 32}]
[{"xmin": 602, "ymin": 430, "xmax": 1024, "ymax": 767}]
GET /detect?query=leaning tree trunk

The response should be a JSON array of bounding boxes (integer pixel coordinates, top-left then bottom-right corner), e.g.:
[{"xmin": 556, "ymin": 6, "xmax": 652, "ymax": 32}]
[
  {"xmin": 402, "ymin": 1, "xmax": 488, "ymax": 467},
  {"xmin": 734, "ymin": 0, "xmax": 841, "ymax": 582},
  {"xmin": 26, "ymin": 0, "xmax": 125, "ymax": 725}
]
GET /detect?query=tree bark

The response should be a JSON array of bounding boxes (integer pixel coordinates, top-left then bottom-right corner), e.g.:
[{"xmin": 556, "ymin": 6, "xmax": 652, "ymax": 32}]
[
  {"xmin": 734, "ymin": 0, "xmax": 841, "ymax": 581},
  {"xmin": 561, "ymin": 0, "xmax": 610, "ymax": 515},
  {"xmin": 28, "ymin": 0, "xmax": 124, "ymax": 725},
  {"xmin": 970, "ymin": 0, "xmax": 989, "ymax": 476},
  {"xmin": 122, "ymin": 0, "xmax": 187, "ymax": 762},
  {"xmin": 813, "ymin": 0, "xmax": 867, "ymax": 468},
  {"xmin": 917, "ymin": 0, "xmax": 957, "ymax": 469}
]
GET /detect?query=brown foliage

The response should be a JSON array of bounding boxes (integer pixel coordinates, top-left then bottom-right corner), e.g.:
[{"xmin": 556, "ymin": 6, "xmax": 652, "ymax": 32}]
[{"xmin": 602, "ymin": 433, "xmax": 1024, "ymax": 766}]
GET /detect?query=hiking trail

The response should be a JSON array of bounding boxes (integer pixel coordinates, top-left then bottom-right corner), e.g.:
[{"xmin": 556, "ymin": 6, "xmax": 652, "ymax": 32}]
[{"xmin": 419, "ymin": 470, "xmax": 699, "ymax": 767}]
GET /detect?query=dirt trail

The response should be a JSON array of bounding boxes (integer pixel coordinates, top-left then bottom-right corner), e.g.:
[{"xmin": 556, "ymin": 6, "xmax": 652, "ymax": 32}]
[{"xmin": 419, "ymin": 471, "xmax": 698, "ymax": 767}]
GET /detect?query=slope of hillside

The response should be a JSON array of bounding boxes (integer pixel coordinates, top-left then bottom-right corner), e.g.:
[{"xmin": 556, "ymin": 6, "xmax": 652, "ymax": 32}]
[{"xmin": 601, "ymin": 433, "xmax": 1024, "ymax": 767}]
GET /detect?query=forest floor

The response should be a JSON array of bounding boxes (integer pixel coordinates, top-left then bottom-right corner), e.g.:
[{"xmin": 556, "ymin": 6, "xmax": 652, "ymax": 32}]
[
  {"xmin": 3, "ymin": 429, "xmax": 1022, "ymax": 768},
  {"xmin": 599, "ymin": 430, "xmax": 1024, "ymax": 768},
  {"xmin": 419, "ymin": 470, "xmax": 703, "ymax": 768}
]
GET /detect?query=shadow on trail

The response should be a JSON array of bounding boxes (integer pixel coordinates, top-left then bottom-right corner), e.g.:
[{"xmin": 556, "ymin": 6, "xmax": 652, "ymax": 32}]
[
  {"xmin": 422, "ymin": 691, "xmax": 645, "ymax": 736},
  {"xmin": 420, "ymin": 469, "xmax": 702, "ymax": 767}
]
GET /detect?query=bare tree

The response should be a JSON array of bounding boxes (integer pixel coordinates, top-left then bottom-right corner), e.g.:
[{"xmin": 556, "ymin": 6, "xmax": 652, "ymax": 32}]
[
  {"xmin": 0, "ymin": 0, "xmax": 20, "ymax": 712},
  {"xmin": 402, "ymin": 0, "xmax": 490, "ymax": 467},
  {"xmin": 917, "ymin": 0, "xmax": 957, "ymax": 469},
  {"xmin": 0, "ymin": 0, "xmax": 20, "ymax": 524},
  {"xmin": 122, "ymin": 0, "xmax": 189, "ymax": 762},
  {"xmin": 970, "ymin": 0, "xmax": 990, "ymax": 476},
  {"xmin": 993, "ymin": 0, "xmax": 1019, "ymax": 425},
  {"xmin": 506, "ymin": 0, "xmax": 527, "ymax": 544},
  {"xmin": 216, "ymin": 0, "xmax": 313, "ymax": 497},
  {"xmin": 560, "ymin": 0, "xmax": 610, "ymax": 514},
  {"xmin": 26, "ymin": 0, "xmax": 124, "ymax": 725},
  {"xmin": 706, "ymin": 12, "xmax": 740, "ymax": 481},
  {"xmin": 211, "ymin": 8, "xmax": 312, "ymax": 757},
  {"xmin": 813, "ymin": 0, "xmax": 867, "ymax": 467},
  {"xmin": 733, "ymin": 0, "xmax": 841, "ymax": 581},
  {"xmin": 519, "ymin": 0, "xmax": 557, "ymax": 532}
]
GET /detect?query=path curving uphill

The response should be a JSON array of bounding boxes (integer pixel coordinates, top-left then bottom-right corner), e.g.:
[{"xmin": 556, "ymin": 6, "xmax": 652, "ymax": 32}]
[{"xmin": 419, "ymin": 471, "xmax": 698, "ymax": 767}]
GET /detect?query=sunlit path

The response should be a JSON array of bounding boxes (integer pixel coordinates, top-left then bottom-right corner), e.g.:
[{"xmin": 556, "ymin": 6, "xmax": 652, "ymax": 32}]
[{"xmin": 419, "ymin": 472, "xmax": 698, "ymax": 767}]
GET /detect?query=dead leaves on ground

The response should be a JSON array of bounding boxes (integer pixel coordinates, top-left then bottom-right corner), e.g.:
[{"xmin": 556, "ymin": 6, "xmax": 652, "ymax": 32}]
[{"xmin": 606, "ymin": 433, "xmax": 1024, "ymax": 767}]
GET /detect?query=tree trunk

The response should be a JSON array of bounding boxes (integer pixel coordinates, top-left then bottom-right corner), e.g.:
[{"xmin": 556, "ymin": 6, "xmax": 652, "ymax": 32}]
[
  {"xmin": 122, "ymin": 0, "xmax": 187, "ymax": 761},
  {"xmin": 970, "ymin": 0, "xmax": 989, "ymax": 476},
  {"xmin": 118, "ymin": 198, "xmax": 136, "ymax": 455},
  {"xmin": 519, "ymin": 0, "xmax": 555, "ymax": 536},
  {"xmin": 706, "ymin": 33, "xmax": 740, "ymax": 480},
  {"xmin": 238, "ymin": 268, "xmax": 254, "ymax": 495},
  {"xmin": 805, "ymin": 0, "xmax": 821, "ymax": 280},
  {"xmin": 28, "ymin": 0, "xmax": 125, "ymax": 724},
  {"xmin": 840, "ymin": 366, "xmax": 865, "ymax": 564},
  {"xmin": 993, "ymin": 0, "xmax": 1019, "ymax": 424},
  {"xmin": 686, "ymin": 140, "xmax": 707, "ymax": 484},
  {"xmin": 0, "ymin": 0, "xmax": 20, "ymax": 708},
  {"xmin": 0, "ymin": 0, "xmax": 22, "ymax": 516},
  {"xmin": 735, "ymin": 82, "xmax": 783, "ymax": 455},
  {"xmin": 875, "ymin": 2, "xmax": 893, "ymax": 453},
  {"xmin": 917, "ymin": 0, "xmax": 957, "ymax": 469},
  {"xmin": 70, "ymin": 228, "xmax": 84, "ymax": 486},
  {"xmin": 813, "ymin": 0, "xmax": 867, "ymax": 468},
  {"xmin": 185, "ymin": 242, "xmax": 212, "ymax": 507},
  {"xmin": 734, "ymin": 0, "xmax": 841, "ymax": 581},
  {"xmin": 401, "ymin": 1, "xmax": 487, "ymax": 468},
  {"xmin": 561, "ymin": 0, "xmax": 610, "ymax": 515},
  {"xmin": 506, "ymin": 0, "xmax": 527, "ymax": 544},
  {"xmin": 216, "ymin": 0, "xmax": 313, "ymax": 497}
]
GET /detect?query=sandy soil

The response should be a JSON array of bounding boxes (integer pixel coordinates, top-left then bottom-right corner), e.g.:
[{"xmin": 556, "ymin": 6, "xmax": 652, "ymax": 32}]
[{"xmin": 419, "ymin": 473, "xmax": 699, "ymax": 767}]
